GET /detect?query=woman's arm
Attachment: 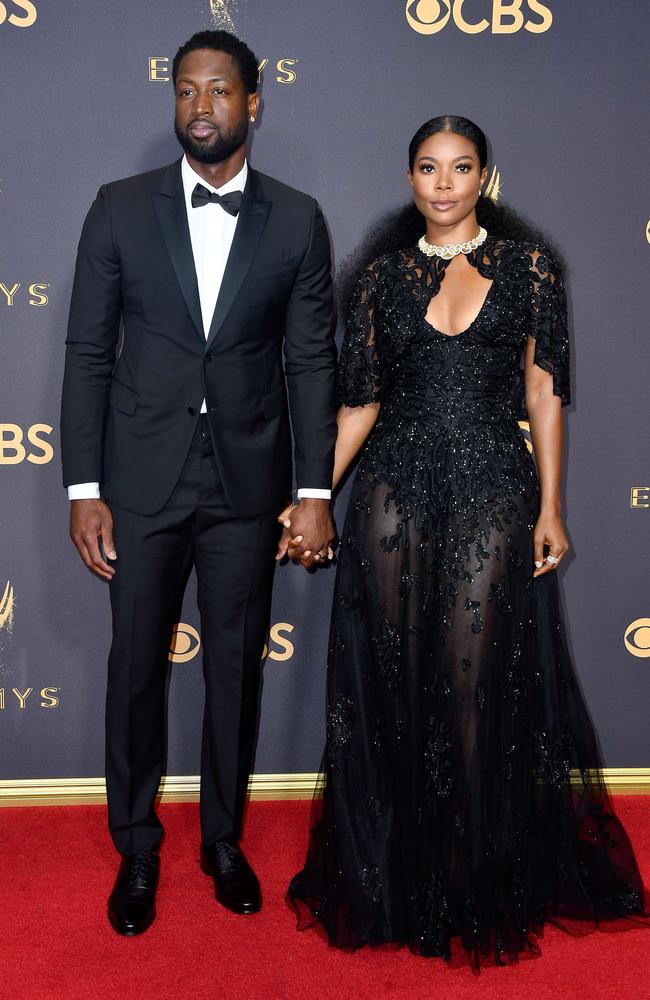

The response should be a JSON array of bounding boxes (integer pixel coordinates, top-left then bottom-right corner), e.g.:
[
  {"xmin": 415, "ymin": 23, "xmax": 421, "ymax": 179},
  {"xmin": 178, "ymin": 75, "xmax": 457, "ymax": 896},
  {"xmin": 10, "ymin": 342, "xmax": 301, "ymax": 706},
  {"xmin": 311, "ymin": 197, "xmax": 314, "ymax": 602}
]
[
  {"xmin": 524, "ymin": 335, "xmax": 570, "ymax": 577},
  {"xmin": 279, "ymin": 260, "xmax": 383, "ymax": 563},
  {"xmin": 332, "ymin": 402, "xmax": 380, "ymax": 490},
  {"xmin": 276, "ymin": 402, "xmax": 380, "ymax": 560}
]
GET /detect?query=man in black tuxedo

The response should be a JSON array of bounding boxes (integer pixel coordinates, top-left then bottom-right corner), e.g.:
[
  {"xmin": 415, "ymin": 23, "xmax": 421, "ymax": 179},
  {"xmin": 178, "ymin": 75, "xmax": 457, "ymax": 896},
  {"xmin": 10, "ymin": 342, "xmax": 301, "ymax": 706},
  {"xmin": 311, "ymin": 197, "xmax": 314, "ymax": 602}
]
[{"xmin": 60, "ymin": 30, "xmax": 337, "ymax": 936}]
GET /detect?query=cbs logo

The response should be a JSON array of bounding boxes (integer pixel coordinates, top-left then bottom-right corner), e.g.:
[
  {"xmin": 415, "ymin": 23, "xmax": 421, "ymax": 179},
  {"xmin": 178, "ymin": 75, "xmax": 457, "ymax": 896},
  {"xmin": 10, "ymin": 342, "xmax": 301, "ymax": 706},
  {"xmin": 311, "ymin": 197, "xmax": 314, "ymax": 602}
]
[
  {"xmin": 624, "ymin": 619, "xmax": 650, "ymax": 659},
  {"xmin": 405, "ymin": 0, "xmax": 552, "ymax": 34},
  {"xmin": 0, "ymin": 424, "xmax": 53, "ymax": 465},
  {"xmin": 169, "ymin": 622, "xmax": 295, "ymax": 663},
  {"xmin": 169, "ymin": 623, "xmax": 201, "ymax": 663},
  {"xmin": 0, "ymin": 1, "xmax": 37, "ymax": 27}
]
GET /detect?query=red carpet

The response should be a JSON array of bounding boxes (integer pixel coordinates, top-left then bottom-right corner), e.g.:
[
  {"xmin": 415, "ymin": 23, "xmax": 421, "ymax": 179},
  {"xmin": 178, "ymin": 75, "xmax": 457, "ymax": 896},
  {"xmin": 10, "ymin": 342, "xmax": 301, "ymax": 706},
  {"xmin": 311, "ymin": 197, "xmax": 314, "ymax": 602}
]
[{"xmin": 1, "ymin": 798, "xmax": 649, "ymax": 1000}]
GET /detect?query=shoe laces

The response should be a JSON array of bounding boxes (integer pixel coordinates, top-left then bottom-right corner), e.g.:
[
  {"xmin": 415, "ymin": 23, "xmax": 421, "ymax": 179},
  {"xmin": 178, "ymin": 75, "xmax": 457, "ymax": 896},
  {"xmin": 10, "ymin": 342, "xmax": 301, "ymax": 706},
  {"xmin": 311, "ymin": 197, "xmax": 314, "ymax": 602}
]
[
  {"xmin": 213, "ymin": 840, "xmax": 244, "ymax": 871},
  {"xmin": 127, "ymin": 853, "xmax": 157, "ymax": 889}
]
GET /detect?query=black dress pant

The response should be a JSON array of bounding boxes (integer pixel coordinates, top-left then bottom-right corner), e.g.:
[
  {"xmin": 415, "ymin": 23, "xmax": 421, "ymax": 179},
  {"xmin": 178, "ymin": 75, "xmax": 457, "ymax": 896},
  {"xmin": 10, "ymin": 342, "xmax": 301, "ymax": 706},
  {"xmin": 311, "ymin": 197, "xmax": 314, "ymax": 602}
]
[{"xmin": 105, "ymin": 416, "xmax": 279, "ymax": 855}]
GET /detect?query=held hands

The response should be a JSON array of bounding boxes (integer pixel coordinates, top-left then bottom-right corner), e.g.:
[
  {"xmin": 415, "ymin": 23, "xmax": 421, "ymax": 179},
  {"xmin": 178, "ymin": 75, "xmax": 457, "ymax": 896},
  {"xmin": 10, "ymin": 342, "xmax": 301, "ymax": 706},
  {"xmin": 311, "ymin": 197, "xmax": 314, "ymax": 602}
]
[
  {"xmin": 276, "ymin": 498, "xmax": 335, "ymax": 568},
  {"xmin": 276, "ymin": 504, "xmax": 305, "ymax": 562},
  {"xmin": 533, "ymin": 510, "xmax": 569, "ymax": 578},
  {"xmin": 70, "ymin": 499, "xmax": 116, "ymax": 581}
]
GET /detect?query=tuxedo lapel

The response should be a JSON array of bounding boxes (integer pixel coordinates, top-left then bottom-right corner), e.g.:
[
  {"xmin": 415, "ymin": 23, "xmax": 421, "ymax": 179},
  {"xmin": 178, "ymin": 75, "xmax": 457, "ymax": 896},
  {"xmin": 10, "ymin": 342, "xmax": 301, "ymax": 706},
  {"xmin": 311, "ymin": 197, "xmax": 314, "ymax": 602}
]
[
  {"xmin": 152, "ymin": 160, "xmax": 204, "ymax": 343},
  {"xmin": 205, "ymin": 169, "xmax": 271, "ymax": 351}
]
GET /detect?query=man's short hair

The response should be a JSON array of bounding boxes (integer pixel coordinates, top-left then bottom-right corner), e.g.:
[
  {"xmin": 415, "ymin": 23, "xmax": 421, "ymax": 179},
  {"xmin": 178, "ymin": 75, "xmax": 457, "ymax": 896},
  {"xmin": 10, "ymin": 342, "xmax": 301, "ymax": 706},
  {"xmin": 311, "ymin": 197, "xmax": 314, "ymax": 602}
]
[{"xmin": 172, "ymin": 30, "xmax": 259, "ymax": 94}]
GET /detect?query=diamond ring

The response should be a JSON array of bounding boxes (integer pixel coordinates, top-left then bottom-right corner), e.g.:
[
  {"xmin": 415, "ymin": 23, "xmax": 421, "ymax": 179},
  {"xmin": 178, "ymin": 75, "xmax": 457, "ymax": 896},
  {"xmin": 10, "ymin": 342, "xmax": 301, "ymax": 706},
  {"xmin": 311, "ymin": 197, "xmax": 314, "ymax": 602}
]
[{"xmin": 546, "ymin": 555, "xmax": 559, "ymax": 565}]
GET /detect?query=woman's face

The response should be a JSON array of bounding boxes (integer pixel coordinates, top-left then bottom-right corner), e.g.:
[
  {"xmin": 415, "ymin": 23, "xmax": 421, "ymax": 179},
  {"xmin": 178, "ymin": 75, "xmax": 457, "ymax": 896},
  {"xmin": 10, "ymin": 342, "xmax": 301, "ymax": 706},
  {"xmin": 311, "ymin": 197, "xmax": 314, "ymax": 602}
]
[{"xmin": 408, "ymin": 130, "xmax": 487, "ymax": 231}]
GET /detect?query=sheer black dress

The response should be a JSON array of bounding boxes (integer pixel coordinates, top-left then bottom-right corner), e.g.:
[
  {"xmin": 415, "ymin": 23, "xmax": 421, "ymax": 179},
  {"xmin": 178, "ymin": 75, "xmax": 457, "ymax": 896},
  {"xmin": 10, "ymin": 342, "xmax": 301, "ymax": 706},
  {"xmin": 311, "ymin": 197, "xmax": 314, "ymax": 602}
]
[{"xmin": 288, "ymin": 239, "xmax": 647, "ymax": 968}]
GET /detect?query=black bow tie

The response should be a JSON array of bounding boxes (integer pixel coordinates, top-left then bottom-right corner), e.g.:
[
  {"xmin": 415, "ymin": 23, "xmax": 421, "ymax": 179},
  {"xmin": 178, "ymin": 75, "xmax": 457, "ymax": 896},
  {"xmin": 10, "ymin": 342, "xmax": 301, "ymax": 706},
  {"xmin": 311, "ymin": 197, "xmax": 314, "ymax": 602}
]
[{"xmin": 191, "ymin": 183, "xmax": 243, "ymax": 216}]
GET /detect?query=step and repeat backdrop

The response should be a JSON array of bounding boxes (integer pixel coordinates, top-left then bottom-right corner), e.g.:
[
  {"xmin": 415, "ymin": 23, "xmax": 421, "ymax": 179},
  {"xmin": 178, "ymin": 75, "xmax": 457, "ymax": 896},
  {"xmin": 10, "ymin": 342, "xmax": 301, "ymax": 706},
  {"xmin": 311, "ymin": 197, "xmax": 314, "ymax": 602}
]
[{"xmin": 1, "ymin": 1, "xmax": 648, "ymax": 784}]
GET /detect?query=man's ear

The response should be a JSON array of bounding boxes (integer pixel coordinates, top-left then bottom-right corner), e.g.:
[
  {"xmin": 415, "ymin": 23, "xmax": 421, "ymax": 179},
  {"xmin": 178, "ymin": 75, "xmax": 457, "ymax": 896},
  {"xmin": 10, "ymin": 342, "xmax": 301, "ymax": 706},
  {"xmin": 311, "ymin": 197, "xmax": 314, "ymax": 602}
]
[{"xmin": 248, "ymin": 93, "xmax": 260, "ymax": 120}]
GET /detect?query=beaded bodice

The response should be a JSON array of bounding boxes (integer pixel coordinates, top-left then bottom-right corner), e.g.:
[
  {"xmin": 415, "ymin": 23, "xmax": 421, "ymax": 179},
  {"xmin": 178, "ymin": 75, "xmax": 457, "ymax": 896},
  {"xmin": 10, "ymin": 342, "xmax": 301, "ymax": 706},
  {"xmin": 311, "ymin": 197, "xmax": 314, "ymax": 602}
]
[
  {"xmin": 337, "ymin": 238, "xmax": 570, "ymax": 422},
  {"xmin": 336, "ymin": 239, "xmax": 570, "ymax": 526}
]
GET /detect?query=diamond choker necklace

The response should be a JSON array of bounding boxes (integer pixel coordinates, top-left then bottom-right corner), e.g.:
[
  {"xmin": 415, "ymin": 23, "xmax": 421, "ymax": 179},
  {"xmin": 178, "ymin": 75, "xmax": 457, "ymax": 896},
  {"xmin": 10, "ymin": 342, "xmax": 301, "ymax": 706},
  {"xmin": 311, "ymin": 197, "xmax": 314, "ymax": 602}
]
[{"xmin": 418, "ymin": 226, "xmax": 488, "ymax": 260}]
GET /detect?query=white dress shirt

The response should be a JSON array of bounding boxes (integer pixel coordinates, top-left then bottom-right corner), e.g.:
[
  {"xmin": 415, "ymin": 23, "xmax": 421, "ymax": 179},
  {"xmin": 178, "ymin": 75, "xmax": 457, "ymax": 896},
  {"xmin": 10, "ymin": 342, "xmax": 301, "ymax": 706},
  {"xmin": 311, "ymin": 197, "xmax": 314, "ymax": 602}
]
[
  {"xmin": 67, "ymin": 156, "xmax": 330, "ymax": 501},
  {"xmin": 183, "ymin": 154, "xmax": 245, "ymax": 412}
]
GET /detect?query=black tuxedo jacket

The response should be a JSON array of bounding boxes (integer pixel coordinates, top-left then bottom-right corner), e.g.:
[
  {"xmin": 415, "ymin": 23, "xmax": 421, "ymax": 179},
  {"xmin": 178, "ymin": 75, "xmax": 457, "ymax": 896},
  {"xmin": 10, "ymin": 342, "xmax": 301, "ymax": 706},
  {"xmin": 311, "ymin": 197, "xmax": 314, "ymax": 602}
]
[{"xmin": 60, "ymin": 160, "xmax": 337, "ymax": 517}]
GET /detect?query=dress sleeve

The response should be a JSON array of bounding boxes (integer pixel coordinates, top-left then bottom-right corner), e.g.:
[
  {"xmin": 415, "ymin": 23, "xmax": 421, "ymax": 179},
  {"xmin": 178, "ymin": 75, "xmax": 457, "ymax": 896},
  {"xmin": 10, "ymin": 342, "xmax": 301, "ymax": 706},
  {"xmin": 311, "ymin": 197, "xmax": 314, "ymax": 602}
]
[
  {"xmin": 528, "ymin": 247, "xmax": 571, "ymax": 406},
  {"xmin": 335, "ymin": 261, "xmax": 383, "ymax": 407}
]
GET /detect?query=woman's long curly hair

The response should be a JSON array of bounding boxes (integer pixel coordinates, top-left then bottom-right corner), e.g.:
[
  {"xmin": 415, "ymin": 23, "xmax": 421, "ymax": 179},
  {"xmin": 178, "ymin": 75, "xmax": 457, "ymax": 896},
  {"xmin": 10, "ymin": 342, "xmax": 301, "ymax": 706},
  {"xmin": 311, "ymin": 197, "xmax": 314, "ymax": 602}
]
[{"xmin": 337, "ymin": 115, "xmax": 564, "ymax": 315}]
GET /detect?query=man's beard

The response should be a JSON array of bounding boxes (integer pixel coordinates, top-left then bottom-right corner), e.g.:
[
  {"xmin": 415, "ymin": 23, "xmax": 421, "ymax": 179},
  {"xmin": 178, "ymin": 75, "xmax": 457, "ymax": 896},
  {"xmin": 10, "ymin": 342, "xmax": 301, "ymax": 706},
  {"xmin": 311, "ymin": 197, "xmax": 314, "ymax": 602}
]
[{"xmin": 174, "ymin": 116, "xmax": 249, "ymax": 164}]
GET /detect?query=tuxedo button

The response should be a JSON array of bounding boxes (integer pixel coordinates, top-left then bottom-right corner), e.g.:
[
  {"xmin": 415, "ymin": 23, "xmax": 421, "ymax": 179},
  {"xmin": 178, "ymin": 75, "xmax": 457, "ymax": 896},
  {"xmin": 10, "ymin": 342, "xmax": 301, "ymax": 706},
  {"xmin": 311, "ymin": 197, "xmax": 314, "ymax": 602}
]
[
  {"xmin": 205, "ymin": 352, "xmax": 213, "ymax": 363},
  {"xmin": 188, "ymin": 406, "xmax": 197, "ymax": 416}
]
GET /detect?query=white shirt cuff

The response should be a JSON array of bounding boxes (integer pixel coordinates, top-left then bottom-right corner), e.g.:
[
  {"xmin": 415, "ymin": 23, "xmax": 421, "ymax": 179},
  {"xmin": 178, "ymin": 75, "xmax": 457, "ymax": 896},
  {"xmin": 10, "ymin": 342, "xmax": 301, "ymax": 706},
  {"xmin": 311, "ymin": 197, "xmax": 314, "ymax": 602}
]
[
  {"xmin": 68, "ymin": 482, "xmax": 101, "ymax": 500},
  {"xmin": 296, "ymin": 488, "xmax": 332, "ymax": 500}
]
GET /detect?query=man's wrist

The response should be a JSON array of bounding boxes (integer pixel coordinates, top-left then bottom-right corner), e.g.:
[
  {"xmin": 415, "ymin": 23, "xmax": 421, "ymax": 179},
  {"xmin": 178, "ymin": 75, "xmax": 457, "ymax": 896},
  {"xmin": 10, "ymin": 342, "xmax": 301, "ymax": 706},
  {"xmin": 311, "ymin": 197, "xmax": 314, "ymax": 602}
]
[
  {"xmin": 295, "ymin": 487, "xmax": 331, "ymax": 503},
  {"xmin": 67, "ymin": 482, "xmax": 101, "ymax": 501}
]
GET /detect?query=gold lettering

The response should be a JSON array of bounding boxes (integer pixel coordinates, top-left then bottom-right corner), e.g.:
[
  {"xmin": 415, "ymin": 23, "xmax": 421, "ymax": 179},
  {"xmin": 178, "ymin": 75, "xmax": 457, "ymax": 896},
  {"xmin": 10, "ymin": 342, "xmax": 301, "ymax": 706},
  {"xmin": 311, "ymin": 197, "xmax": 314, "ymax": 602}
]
[
  {"xmin": 630, "ymin": 487, "xmax": 650, "ymax": 509},
  {"xmin": 0, "ymin": 282, "xmax": 21, "ymax": 306},
  {"xmin": 405, "ymin": 0, "xmax": 451, "ymax": 35},
  {"xmin": 0, "ymin": 424, "xmax": 26, "ymax": 464},
  {"xmin": 0, "ymin": 689, "xmax": 4, "ymax": 710},
  {"xmin": 8, "ymin": 0, "xmax": 37, "ymax": 26},
  {"xmin": 269, "ymin": 623, "xmax": 295, "ymax": 661},
  {"xmin": 150, "ymin": 55, "xmax": 298, "ymax": 85},
  {"xmin": 28, "ymin": 282, "xmax": 48, "ymax": 305},
  {"xmin": 12, "ymin": 687, "xmax": 34, "ymax": 708},
  {"xmin": 276, "ymin": 58, "xmax": 297, "ymax": 84},
  {"xmin": 26, "ymin": 424, "xmax": 54, "ymax": 465},
  {"xmin": 40, "ymin": 687, "xmax": 60, "ymax": 708},
  {"xmin": 0, "ymin": 1, "xmax": 37, "ymax": 26},
  {"xmin": 453, "ymin": 0, "xmax": 489, "ymax": 33},
  {"xmin": 525, "ymin": 0, "xmax": 553, "ymax": 32},
  {"xmin": 148, "ymin": 57, "xmax": 169, "ymax": 82},
  {"xmin": 492, "ymin": 0, "xmax": 525, "ymax": 33}
]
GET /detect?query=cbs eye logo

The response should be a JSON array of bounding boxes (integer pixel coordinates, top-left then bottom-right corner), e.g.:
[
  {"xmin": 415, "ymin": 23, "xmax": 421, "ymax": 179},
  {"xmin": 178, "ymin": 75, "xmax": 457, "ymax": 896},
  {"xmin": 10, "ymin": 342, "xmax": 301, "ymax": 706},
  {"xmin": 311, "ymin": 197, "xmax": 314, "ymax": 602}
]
[
  {"xmin": 168, "ymin": 622, "xmax": 295, "ymax": 663},
  {"xmin": 0, "ymin": 1, "xmax": 37, "ymax": 27},
  {"xmin": 169, "ymin": 623, "xmax": 201, "ymax": 663},
  {"xmin": 624, "ymin": 619, "xmax": 650, "ymax": 659},
  {"xmin": 405, "ymin": 0, "xmax": 552, "ymax": 34}
]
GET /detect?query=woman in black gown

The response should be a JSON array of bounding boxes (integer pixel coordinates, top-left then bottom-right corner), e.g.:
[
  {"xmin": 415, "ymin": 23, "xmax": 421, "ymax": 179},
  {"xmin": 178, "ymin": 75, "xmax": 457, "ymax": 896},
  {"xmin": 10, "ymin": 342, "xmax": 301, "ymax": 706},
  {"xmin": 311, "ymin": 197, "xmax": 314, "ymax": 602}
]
[{"xmin": 286, "ymin": 116, "xmax": 647, "ymax": 968}]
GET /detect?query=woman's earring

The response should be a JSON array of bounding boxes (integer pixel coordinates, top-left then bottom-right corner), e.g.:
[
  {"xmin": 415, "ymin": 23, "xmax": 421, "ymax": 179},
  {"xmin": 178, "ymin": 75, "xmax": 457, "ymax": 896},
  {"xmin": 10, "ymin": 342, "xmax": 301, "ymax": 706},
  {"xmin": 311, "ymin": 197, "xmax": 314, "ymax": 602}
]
[{"xmin": 250, "ymin": 116, "xmax": 256, "ymax": 122}]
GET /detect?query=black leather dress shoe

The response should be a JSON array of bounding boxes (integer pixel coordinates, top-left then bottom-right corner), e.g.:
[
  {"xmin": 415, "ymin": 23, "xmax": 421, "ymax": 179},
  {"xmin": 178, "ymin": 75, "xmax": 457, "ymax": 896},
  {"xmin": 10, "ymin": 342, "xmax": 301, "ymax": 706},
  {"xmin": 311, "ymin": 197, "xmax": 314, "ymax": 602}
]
[
  {"xmin": 108, "ymin": 851, "xmax": 160, "ymax": 936},
  {"xmin": 201, "ymin": 840, "xmax": 261, "ymax": 914}
]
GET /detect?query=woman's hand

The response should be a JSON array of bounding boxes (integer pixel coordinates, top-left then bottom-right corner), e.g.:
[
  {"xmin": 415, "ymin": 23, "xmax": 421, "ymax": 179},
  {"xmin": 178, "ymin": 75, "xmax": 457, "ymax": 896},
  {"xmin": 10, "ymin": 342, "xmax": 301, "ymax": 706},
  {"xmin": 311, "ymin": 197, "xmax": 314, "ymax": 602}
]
[
  {"xmin": 276, "ymin": 503, "xmax": 297, "ymax": 561},
  {"xmin": 533, "ymin": 510, "xmax": 569, "ymax": 577}
]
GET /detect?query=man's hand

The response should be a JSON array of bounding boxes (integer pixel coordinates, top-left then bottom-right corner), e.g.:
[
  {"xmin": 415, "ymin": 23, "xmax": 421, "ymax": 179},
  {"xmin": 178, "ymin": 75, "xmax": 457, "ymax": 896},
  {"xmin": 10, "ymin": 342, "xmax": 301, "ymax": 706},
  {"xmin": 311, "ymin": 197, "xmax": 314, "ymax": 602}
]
[
  {"xmin": 70, "ymin": 499, "xmax": 116, "ymax": 580},
  {"xmin": 277, "ymin": 498, "xmax": 335, "ymax": 568}
]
